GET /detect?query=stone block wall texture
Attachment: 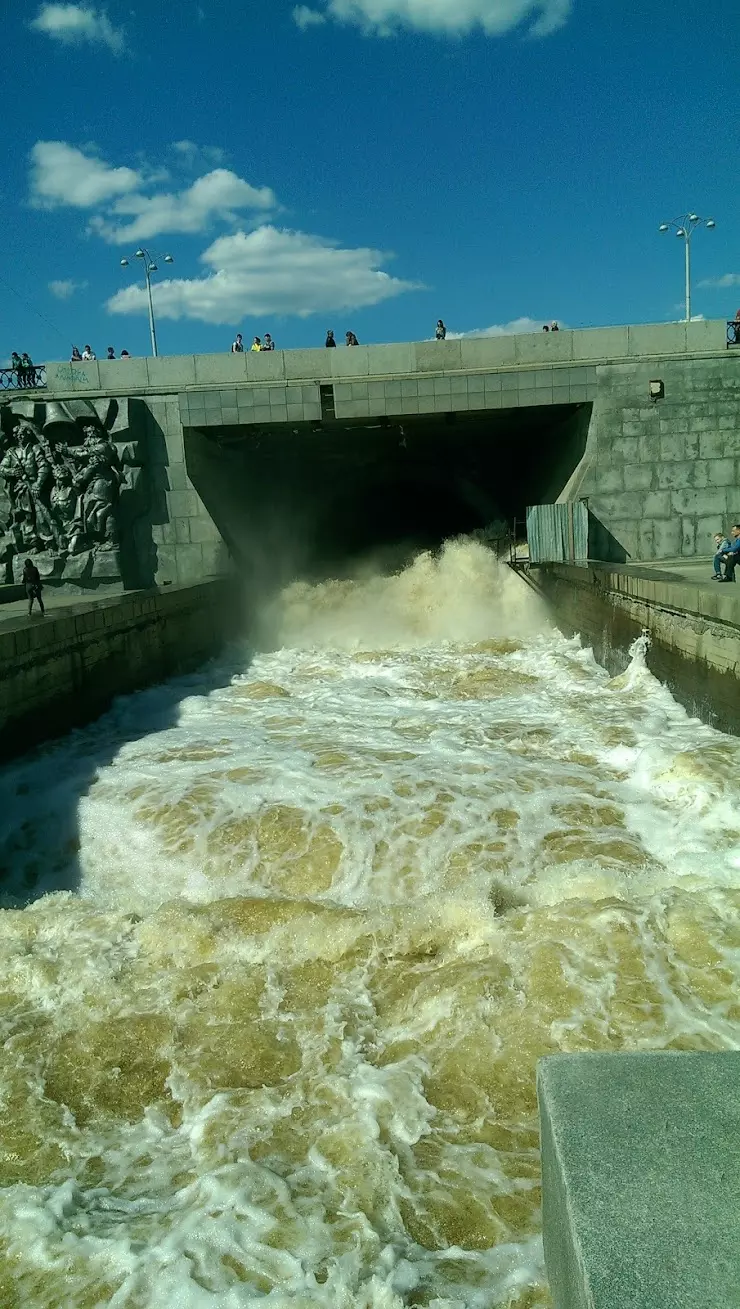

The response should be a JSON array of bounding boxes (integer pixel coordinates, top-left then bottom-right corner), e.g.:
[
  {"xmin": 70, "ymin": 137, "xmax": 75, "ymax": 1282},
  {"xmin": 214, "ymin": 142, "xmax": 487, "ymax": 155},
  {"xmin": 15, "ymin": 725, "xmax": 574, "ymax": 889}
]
[
  {"xmin": 0, "ymin": 579, "xmax": 241, "ymax": 760},
  {"xmin": 537, "ymin": 561, "xmax": 740, "ymax": 734},
  {"xmin": 141, "ymin": 394, "xmax": 229, "ymax": 586},
  {"xmin": 572, "ymin": 356, "xmax": 740, "ymax": 561}
]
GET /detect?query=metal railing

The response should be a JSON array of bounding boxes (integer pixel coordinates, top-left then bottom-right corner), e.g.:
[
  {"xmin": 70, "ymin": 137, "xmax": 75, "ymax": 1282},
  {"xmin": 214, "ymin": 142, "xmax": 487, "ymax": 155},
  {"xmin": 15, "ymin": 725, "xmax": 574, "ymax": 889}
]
[
  {"xmin": 0, "ymin": 365, "xmax": 47, "ymax": 390},
  {"xmin": 727, "ymin": 321, "xmax": 740, "ymax": 348}
]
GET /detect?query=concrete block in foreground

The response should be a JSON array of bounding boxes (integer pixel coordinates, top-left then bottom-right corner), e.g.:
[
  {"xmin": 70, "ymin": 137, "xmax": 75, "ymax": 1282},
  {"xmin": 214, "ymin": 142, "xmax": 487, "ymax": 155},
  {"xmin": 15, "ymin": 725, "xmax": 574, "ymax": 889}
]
[{"xmin": 537, "ymin": 1051, "xmax": 740, "ymax": 1309}]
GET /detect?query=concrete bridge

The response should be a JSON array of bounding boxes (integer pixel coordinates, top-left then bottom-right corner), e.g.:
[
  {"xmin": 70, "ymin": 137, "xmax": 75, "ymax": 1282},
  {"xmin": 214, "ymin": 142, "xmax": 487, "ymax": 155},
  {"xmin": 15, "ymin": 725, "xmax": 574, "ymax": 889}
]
[{"xmin": 2, "ymin": 318, "xmax": 738, "ymax": 590}]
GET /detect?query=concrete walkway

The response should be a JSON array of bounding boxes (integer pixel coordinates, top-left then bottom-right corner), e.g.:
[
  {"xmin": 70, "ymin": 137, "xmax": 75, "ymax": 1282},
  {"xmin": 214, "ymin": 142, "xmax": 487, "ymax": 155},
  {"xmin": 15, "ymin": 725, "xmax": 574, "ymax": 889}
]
[
  {"xmin": 0, "ymin": 589, "xmax": 134, "ymax": 636},
  {"xmin": 633, "ymin": 557, "xmax": 738, "ymax": 590}
]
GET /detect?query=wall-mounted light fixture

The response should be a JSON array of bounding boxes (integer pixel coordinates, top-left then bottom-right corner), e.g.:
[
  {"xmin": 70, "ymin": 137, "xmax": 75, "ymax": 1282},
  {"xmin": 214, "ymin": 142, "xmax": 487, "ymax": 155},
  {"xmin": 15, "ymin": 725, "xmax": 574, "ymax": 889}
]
[{"xmin": 649, "ymin": 380, "xmax": 665, "ymax": 402}]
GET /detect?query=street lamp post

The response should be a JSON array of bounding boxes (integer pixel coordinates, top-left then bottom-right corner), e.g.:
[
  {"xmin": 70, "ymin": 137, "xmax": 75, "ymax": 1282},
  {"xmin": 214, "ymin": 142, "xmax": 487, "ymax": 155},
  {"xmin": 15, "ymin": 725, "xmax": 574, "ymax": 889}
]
[
  {"xmin": 119, "ymin": 248, "xmax": 174, "ymax": 357},
  {"xmin": 658, "ymin": 213, "xmax": 715, "ymax": 323}
]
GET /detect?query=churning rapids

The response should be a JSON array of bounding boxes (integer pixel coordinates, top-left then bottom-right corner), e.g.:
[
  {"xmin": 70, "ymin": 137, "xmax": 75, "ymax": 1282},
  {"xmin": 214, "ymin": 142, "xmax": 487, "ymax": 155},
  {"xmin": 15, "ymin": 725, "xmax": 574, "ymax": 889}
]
[{"xmin": 2, "ymin": 539, "xmax": 740, "ymax": 1309}]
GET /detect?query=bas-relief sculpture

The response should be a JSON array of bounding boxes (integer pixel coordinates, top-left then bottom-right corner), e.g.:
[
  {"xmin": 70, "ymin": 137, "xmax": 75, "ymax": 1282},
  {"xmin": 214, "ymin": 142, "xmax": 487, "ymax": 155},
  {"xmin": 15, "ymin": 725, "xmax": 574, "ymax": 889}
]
[{"xmin": 0, "ymin": 396, "xmax": 144, "ymax": 588}]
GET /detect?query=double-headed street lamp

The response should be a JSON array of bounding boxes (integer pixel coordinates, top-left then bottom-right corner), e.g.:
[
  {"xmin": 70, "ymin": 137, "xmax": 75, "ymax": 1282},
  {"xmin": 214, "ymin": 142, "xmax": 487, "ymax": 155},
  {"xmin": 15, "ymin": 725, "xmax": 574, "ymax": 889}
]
[
  {"xmin": 119, "ymin": 248, "xmax": 174, "ymax": 357},
  {"xmin": 658, "ymin": 213, "xmax": 715, "ymax": 323}
]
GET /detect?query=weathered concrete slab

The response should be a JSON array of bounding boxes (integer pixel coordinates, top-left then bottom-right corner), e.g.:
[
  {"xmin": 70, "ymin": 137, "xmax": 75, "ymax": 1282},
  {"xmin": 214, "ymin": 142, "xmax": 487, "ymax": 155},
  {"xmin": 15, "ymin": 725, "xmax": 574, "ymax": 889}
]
[{"xmin": 538, "ymin": 1051, "xmax": 740, "ymax": 1309}]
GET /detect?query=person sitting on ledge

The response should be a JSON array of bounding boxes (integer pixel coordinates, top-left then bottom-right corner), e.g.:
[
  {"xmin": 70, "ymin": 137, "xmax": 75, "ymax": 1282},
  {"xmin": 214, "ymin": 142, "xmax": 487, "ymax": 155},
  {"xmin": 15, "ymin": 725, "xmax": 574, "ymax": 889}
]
[
  {"xmin": 718, "ymin": 524, "xmax": 740, "ymax": 582},
  {"xmin": 712, "ymin": 531, "xmax": 731, "ymax": 579}
]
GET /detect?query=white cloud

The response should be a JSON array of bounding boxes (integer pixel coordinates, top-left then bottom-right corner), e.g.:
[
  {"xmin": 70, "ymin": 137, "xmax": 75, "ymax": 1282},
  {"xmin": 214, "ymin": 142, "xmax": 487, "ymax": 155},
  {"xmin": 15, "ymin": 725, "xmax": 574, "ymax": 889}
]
[
  {"xmin": 31, "ymin": 142, "xmax": 419, "ymax": 323},
  {"xmin": 30, "ymin": 141, "xmax": 143, "ymax": 208},
  {"xmin": 30, "ymin": 4, "xmax": 125, "ymax": 53},
  {"xmin": 29, "ymin": 142, "xmax": 276, "ymax": 242},
  {"xmin": 294, "ymin": 0, "xmax": 571, "ymax": 37},
  {"xmin": 293, "ymin": 4, "xmax": 327, "ymax": 27},
  {"xmin": 107, "ymin": 225, "xmax": 421, "ymax": 324},
  {"xmin": 91, "ymin": 170, "xmax": 277, "ymax": 244},
  {"xmin": 48, "ymin": 278, "xmax": 88, "ymax": 299},
  {"xmin": 698, "ymin": 273, "xmax": 740, "ymax": 290},
  {"xmin": 448, "ymin": 316, "xmax": 562, "ymax": 338},
  {"xmin": 172, "ymin": 140, "xmax": 227, "ymax": 168}
]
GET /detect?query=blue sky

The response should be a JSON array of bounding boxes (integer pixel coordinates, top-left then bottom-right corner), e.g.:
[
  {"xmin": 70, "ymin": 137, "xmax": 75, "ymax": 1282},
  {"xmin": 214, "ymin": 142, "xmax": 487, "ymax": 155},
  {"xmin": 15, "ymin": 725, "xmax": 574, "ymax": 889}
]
[{"xmin": 2, "ymin": 0, "xmax": 739, "ymax": 362}]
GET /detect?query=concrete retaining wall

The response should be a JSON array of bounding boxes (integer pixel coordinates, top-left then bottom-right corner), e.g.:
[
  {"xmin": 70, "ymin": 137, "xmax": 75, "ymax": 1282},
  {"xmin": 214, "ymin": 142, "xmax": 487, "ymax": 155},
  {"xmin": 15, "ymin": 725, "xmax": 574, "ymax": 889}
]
[
  {"xmin": 536, "ymin": 563, "xmax": 740, "ymax": 734},
  {"xmin": 538, "ymin": 1051, "xmax": 740, "ymax": 1309},
  {"xmin": 0, "ymin": 580, "xmax": 241, "ymax": 760}
]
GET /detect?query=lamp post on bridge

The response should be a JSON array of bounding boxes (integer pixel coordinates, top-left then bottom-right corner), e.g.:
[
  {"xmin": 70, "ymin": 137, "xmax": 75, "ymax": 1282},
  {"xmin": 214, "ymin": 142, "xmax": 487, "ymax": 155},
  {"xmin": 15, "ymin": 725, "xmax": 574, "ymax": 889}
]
[
  {"xmin": 658, "ymin": 214, "xmax": 715, "ymax": 323},
  {"xmin": 119, "ymin": 248, "xmax": 174, "ymax": 357}
]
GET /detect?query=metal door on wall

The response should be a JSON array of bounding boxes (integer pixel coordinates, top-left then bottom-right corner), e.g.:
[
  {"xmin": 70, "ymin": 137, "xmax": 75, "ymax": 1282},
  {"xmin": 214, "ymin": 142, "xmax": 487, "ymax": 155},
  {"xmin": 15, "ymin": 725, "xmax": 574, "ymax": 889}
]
[{"xmin": 526, "ymin": 502, "xmax": 588, "ymax": 563}]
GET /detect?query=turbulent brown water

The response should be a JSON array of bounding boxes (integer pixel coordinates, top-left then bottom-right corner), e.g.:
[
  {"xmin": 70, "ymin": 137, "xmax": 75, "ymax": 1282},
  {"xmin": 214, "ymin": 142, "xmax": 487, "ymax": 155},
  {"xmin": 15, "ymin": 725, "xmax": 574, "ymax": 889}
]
[{"xmin": 1, "ymin": 540, "xmax": 740, "ymax": 1308}]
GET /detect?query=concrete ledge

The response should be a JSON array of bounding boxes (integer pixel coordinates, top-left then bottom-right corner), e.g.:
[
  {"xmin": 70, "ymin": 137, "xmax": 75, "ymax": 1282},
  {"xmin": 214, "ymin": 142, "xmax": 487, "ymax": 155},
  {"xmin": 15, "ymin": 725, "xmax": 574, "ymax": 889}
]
[
  {"xmin": 534, "ymin": 562, "xmax": 740, "ymax": 732},
  {"xmin": 0, "ymin": 579, "xmax": 242, "ymax": 760},
  {"xmin": 538, "ymin": 1052, "xmax": 740, "ymax": 1309}
]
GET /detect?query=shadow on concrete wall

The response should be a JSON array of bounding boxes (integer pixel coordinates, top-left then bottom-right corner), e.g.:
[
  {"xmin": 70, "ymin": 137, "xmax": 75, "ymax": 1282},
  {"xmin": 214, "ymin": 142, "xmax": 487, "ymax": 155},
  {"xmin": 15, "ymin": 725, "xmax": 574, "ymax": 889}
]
[
  {"xmin": 0, "ymin": 645, "xmax": 249, "ymax": 907},
  {"xmin": 119, "ymin": 399, "xmax": 171, "ymax": 590},
  {"xmin": 587, "ymin": 511, "xmax": 629, "ymax": 564}
]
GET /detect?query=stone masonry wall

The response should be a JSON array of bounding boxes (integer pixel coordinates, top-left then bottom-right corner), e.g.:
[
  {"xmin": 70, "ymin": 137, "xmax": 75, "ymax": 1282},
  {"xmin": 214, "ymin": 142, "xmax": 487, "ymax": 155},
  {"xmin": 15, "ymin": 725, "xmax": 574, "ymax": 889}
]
[
  {"xmin": 141, "ymin": 394, "xmax": 229, "ymax": 586},
  {"xmin": 572, "ymin": 356, "xmax": 740, "ymax": 561},
  {"xmin": 0, "ymin": 578, "xmax": 241, "ymax": 760},
  {"xmin": 536, "ymin": 562, "xmax": 740, "ymax": 734}
]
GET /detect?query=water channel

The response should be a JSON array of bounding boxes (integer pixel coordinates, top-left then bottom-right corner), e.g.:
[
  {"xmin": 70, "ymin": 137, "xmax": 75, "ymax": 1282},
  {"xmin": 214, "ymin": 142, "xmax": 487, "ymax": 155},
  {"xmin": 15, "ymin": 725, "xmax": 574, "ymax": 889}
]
[{"xmin": 1, "ymin": 540, "xmax": 740, "ymax": 1308}]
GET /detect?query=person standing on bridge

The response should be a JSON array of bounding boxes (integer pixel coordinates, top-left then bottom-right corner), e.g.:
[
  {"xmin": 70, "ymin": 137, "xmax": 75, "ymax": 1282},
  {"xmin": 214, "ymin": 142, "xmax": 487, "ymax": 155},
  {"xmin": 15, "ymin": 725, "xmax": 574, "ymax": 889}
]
[
  {"xmin": 251, "ymin": 337, "xmax": 262, "ymax": 351},
  {"xmin": 232, "ymin": 333, "xmax": 244, "ymax": 352},
  {"xmin": 435, "ymin": 320, "xmax": 446, "ymax": 341},
  {"xmin": 263, "ymin": 334, "xmax": 275, "ymax": 350},
  {"xmin": 345, "ymin": 331, "xmax": 359, "ymax": 346},
  {"xmin": 325, "ymin": 330, "xmax": 336, "ymax": 348},
  {"xmin": 22, "ymin": 559, "xmax": 45, "ymax": 617}
]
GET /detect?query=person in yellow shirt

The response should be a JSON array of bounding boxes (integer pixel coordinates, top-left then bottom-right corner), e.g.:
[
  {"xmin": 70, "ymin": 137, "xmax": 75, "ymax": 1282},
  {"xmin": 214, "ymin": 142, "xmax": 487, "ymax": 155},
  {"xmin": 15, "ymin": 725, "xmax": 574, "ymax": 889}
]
[{"xmin": 251, "ymin": 337, "xmax": 262, "ymax": 351}]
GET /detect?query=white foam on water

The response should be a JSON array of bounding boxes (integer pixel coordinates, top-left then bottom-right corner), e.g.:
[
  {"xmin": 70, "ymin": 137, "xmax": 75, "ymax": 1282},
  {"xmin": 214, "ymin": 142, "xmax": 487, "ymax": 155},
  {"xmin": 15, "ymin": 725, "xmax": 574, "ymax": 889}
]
[{"xmin": 1, "ymin": 540, "xmax": 740, "ymax": 1307}]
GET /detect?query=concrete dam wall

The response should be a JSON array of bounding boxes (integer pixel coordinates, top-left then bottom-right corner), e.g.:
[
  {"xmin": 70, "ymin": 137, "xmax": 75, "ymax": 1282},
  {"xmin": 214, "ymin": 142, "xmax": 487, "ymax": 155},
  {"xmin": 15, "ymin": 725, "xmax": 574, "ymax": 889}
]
[{"xmin": 2, "ymin": 319, "xmax": 737, "ymax": 597}]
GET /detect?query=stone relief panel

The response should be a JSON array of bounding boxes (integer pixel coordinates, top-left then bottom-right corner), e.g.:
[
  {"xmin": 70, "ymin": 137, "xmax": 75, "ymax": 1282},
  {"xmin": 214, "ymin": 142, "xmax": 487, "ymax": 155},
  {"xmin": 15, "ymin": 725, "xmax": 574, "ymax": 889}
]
[{"xmin": 0, "ymin": 395, "xmax": 146, "ymax": 588}]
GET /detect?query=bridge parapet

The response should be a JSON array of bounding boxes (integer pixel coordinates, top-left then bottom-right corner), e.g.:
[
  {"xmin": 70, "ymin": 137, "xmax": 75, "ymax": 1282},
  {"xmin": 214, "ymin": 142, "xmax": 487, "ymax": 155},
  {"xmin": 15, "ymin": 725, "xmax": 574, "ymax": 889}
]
[{"xmin": 35, "ymin": 319, "xmax": 730, "ymax": 400}]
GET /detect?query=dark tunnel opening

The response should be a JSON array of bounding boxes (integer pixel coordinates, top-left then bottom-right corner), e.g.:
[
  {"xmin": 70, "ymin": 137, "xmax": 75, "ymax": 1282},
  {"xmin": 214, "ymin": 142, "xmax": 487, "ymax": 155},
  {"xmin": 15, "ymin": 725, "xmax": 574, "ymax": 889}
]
[{"xmin": 184, "ymin": 403, "xmax": 591, "ymax": 587}]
